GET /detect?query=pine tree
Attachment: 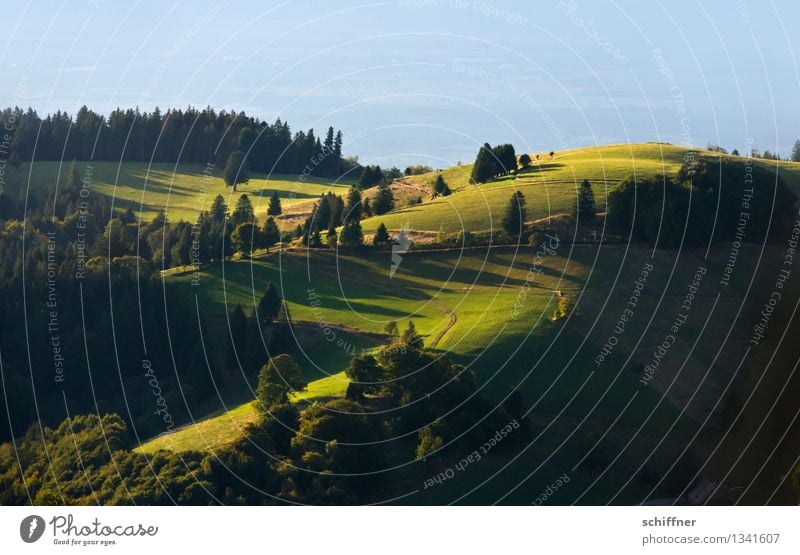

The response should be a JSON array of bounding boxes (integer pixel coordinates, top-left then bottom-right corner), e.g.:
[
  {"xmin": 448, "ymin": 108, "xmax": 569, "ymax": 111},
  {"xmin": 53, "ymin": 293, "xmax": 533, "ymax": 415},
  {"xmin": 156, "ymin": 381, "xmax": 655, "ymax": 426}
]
[
  {"xmin": 258, "ymin": 281, "xmax": 282, "ymax": 324},
  {"xmin": 329, "ymin": 194, "xmax": 344, "ymax": 229},
  {"xmin": 433, "ymin": 174, "xmax": 451, "ymax": 196},
  {"xmin": 345, "ymin": 186, "xmax": 362, "ymax": 221},
  {"xmin": 573, "ymin": 179, "xmax": 596, "ymax": 222},
  {"xmin": 362, "ymin": 197, "xmax": 373, "ymax": 217},
  {"xmin": 373, "ymin": 222, "xmax": 390, "ymax": 247},
  {"xmin": 493, "ymin": 144, "xmax": 517, "ymax": 175},
  {"xmin": 372, "ymin": 182, "xmax": 395, "ymax": 215},
  {"xmin": 312, "ymin": 194, "xmax": 332, "ymax": 233},
  {"xmin": 231, "ymin": 194, "xmax": 255, "ymax": 227},
  {"xmin": 209, "ymin": 194, "xmax": 228, "ymax": 223},
  {"xmin": 470, "ymin": 143, "xmax": 497, "ymax": 184},
  {"xmin": 261, "ymin": 217, "xmax": 280, "ymax": 251},
  {"xmin": 401, "ymin": 321, "xmax": 423, "ymax": 351},
  {"xmin": 792, "ymin": 140, "xmax": 800, "ymax": 162},
  {"xmin": 340, "ymin": 219, "xmax": 364, "ymax": 248},
  {"xmin": 502, "ymin": 190, "xmax": 527, "ymax": 236},
  {"xmin": 357, "ymin": 165, "xmax": 375, "ymax": 189},
  {"xmin": 224, "ymin": 150, "xmax": 249, "ymax": 191},
  {"xmin": 267, "ymin": 191, "xmax": 282, "ymax": 216}
]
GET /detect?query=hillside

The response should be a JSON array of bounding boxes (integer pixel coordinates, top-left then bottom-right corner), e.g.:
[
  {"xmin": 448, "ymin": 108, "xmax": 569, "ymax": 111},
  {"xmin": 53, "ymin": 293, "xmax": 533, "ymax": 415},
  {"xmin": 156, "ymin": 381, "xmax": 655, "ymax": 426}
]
[
  {"xmin": 361, "ymin": 143, "xmax": 800, "ymax": 234},
  {"xmin": 10, "ymin": 143, "xmax": 796, "ymax": 502},
  {"xmin": 135, "ymin": 239, "xmax": 793, "ymax": 503},
  {"xmin": 3, "ymin": 160, "xmax": 354, "ymax": 224},
  {"xmin": 8, "ymin": 144, "xmax": 800, "ymax": 234}
]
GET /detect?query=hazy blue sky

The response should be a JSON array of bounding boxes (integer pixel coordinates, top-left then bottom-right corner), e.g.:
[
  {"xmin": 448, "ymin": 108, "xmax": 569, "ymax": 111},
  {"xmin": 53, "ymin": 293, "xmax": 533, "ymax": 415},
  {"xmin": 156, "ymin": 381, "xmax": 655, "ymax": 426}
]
[{"xmin": 2, "ymin": 0, "xmax": 798, "ymax": 167}]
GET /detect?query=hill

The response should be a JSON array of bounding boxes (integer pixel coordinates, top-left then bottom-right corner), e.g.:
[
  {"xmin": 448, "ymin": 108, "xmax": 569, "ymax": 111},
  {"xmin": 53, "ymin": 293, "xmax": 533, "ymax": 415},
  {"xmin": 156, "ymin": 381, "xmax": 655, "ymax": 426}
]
[
  {"xmin": 3, "ymin": 160, "xmax": 354, "ymax": 224},
  {"xmin": 361, "ymin": 143, "xmax": 800, "ymax": 234},
  {"xmin": 134, "ymin": 239, "xmax": 793, "ymax": 503}
]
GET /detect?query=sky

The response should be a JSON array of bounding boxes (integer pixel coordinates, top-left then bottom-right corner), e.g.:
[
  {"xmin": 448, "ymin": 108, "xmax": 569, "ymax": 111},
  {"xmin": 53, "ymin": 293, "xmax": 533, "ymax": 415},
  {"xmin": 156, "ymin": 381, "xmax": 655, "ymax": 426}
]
[{"xmin": 1, "ymin": 0, "xmax": 799, "ymax": 167}]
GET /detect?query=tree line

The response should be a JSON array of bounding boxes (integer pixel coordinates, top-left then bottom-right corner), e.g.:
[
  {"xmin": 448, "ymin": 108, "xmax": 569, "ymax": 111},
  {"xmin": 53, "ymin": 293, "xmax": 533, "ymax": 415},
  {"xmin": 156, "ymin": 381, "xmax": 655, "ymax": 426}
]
[{"xmin": 0, "ymin": 106, "xmax": 353, "ymax": 178}]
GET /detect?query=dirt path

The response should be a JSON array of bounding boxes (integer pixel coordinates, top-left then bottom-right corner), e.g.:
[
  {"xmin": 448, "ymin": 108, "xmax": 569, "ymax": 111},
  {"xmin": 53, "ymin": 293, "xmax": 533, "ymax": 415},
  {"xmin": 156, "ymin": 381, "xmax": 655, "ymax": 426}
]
[{"xmin": 429, "ymin": 300, "xmax": 457, "ymax": 349}]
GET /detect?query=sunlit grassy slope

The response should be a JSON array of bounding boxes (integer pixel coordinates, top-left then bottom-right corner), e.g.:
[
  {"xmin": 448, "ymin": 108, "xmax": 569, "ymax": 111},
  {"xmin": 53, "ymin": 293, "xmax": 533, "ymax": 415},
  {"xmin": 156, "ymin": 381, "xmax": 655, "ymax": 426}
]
[
  {"xmin": 10, "ymin": 160, "xmax": 353, "ymax": 223},
  {"xmin": 363, "ymin": 143, "xmax": 800, "ymax": 233},
  {"xmin": 137, "ymin": 240, "xmax": 781, "ymax": 463}
]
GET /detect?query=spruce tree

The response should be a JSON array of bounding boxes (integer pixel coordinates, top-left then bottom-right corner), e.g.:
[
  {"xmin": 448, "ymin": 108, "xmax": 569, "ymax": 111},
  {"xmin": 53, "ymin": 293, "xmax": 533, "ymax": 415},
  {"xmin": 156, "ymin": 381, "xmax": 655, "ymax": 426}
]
[
  {"xmin": 470, "ymin": 143, "xmax": 496, "ymax": 184},
  {"xmin": 345, "ymin": 186, "xmax": 362, "ymax": 221},
  {"xmin": 209, "ymin": 194, "xmax": 228, "ymax": 223},
  {"xmin": 373, "ymin": 222, "xmax": 390, "ymax": 247},
  {"xmin": 357, "ymin": 165, "xmax": 375, "ymax": 189},
  {"xmin": 401, "ymin": 321, "xmax": 424, "ymax": 351},
  {"xmin": 573, "ymin": 179, "xmax": 596, "ymax": 222},
  {"xmin": 267, "ymin": 191, "xmax": 282, "ymax": 216},
  {"xmin": 372, "ymin": 182, "xmax": 395, "ymax": 214},
  {"xmin": 502, "ymin": 190, "xmax": 527, "ymax": 236},
  {"xmin": 258, "ymin": 281, "xmax": 282, "ymax": 324},
  {"xmin": 261, "ymin": 217, "xmax": 280, "ymax": 251},
  {"xmin": 792, "ymin": 140, "xmax": 800, "ymax": 162},
  {"xmin": 340, "ymin": 219, "xmax": 364, "ymax": 248},
  {"xmin": 224, "ymin": 150, "xmax": 249, "ymax": 191},
  {"xmin": 231, "ymin": 194, "xmax": 255, "ymax": 227},
  {"xmin": 433, "ymin": 174, "xmax": 451, "ymax": 196}
]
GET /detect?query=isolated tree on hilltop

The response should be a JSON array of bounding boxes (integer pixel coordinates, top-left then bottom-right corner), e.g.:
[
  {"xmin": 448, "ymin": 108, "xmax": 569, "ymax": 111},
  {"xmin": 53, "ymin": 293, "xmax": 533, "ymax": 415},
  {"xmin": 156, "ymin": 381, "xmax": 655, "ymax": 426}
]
[
  {"xmin": 792, "ymin": 140, "xmax": 800, "ymax": 162},
  {"xmin": 224, "ymin": 150, "xmax": 249, "ymax": 191},
  {"xmin": 258, "ymin": 281, "xmax": 282, "ymax": 324},
  {"xmin": 519, "ymin": 153, "xmax": 531, "ymax": 168},
  {"xmin": 573, "ymin": 179, "xmax": 596, "ymax": 223},
  {"xmin": 433, "ymin": 175, "xmax": 451, "ymax": 197},
  {"xmin": 502, "ymin": 190, "xmax": 527, "ymax": 237},
  {"xmin": 268, "ymin": 191, "xmax": 282, "ymax": 216}
]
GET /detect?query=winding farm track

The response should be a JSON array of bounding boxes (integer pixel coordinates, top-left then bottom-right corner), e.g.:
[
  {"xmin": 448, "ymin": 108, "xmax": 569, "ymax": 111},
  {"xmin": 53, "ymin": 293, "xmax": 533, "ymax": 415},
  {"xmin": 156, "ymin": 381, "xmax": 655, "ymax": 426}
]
[{"xmin": 429, "ymin": 300, "xmax": 457, "ymax": 349}]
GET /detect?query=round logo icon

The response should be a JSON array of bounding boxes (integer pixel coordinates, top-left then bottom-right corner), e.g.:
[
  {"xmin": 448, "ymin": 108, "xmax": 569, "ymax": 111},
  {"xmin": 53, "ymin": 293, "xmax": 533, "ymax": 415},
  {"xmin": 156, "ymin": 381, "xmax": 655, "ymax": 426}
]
[{"xmin": 20, "ymin": 515, "xmax": 45, "ymax": 543}]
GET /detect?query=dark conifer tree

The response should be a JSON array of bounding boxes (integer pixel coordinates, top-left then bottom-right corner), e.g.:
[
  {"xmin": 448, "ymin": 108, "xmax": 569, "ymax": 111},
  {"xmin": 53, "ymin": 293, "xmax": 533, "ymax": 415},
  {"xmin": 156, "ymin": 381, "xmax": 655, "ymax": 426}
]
[
  {"xmin": 502, "ymin": 190, "xmax": 527, "ymax": 237},
  {"xmin": 224, "ymin": 150, "xmax": 249, "ymax": 191},
  {"xmin": 267, "ymin": 191, "xmax": 282, "ymax": 216},
  {"xmin": 573, "ymin": 179, "xmax": 596, "ymax": 222}
]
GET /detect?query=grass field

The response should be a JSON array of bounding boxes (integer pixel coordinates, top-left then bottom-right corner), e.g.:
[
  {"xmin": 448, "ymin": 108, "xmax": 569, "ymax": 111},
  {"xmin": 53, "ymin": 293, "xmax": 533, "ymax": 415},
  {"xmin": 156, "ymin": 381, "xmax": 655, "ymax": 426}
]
[
  {"xmin": 137, "ymin": 241, "xmax": 779, "ymax": 475},
  {"xmin": 363, "ymin": 143, "xmax": 800, "ymax": 234},
  {"xmin": 12, "ymin": 144, "xmax": 800, "ymax": 236},
  {"xmin": 7, "ymin": 160, "xmax": 354, "ymax": 224}
]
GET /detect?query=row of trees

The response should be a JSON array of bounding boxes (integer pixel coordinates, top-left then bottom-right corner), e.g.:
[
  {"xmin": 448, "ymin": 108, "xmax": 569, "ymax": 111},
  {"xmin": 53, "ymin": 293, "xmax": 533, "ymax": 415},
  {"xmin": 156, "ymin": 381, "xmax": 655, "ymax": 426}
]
[
  {"xmin": 470, "ymin": 143, "xmax": 518, "ymax": 184},
  {"xmin": 0, "ymin": 106, "xmax": 354, "ymax": 178}
]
